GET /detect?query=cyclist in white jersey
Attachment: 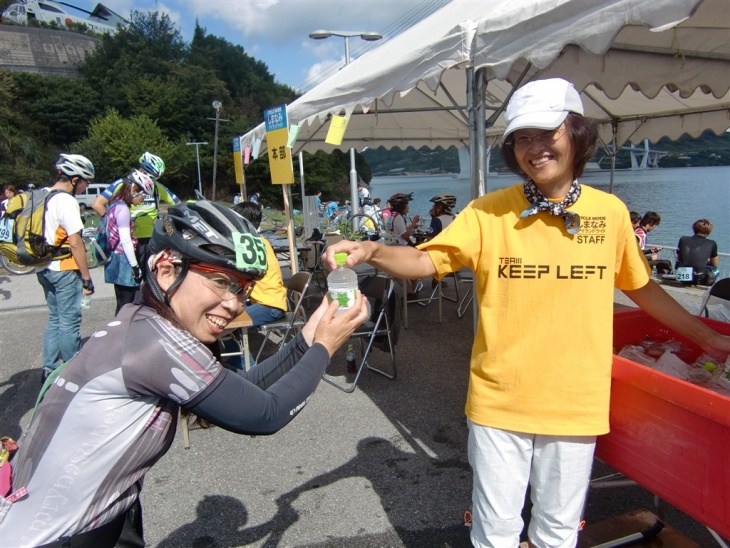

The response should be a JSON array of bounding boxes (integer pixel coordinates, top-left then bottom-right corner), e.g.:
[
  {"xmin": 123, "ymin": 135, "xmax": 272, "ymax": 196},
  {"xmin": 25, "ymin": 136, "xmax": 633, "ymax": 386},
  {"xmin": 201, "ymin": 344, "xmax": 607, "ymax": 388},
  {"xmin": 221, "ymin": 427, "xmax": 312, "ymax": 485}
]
[{"xmin": 0, "ymin": 200, "xmax": 368, "ymax": 547}]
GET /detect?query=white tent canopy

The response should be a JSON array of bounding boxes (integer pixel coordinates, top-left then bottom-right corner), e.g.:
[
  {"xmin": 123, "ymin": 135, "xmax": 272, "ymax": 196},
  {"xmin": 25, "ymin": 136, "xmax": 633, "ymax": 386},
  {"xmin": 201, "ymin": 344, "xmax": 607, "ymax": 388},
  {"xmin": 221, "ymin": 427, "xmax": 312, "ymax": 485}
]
[{"xmin": 241, "ymin": 0, "xmax": 729, "ymax": 193}]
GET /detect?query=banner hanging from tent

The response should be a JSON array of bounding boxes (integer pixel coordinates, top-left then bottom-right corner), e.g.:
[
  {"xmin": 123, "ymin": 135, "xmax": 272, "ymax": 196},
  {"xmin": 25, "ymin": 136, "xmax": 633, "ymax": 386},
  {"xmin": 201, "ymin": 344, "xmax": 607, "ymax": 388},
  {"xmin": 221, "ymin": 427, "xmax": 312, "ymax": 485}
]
[{"xmin": 264, "ymin": 104, "xmax": 294, "ymax": 185}]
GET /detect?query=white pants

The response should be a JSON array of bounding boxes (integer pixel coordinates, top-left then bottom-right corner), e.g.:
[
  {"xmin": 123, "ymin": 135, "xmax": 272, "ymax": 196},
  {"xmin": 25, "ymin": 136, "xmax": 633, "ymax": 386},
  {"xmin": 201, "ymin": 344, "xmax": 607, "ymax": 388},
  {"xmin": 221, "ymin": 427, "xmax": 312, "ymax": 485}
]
[{"xmin": 468, "ymin": 420, "xmax": 595, "ymax": 548}]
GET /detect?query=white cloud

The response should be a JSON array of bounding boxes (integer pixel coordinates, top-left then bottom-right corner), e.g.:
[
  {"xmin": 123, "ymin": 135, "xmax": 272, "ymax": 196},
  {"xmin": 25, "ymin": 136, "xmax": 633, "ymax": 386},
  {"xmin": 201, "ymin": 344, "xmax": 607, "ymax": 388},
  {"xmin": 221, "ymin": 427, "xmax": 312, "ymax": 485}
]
[
  {"xmin": 186, "ymin": 0, "xmax": 425, "ymax": 43},
  {"xmin": 301, "ymin": 57, "xmax": 341, "ymax": 92}
]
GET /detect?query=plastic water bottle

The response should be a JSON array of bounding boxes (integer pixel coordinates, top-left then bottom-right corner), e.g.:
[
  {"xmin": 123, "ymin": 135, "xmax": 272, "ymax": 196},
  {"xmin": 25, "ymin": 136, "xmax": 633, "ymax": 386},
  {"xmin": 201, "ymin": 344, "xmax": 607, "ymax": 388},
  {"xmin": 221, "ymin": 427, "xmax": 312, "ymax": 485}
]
[
  {"xmin": 327, "ymin": 252, "xmax": 358, "ymax": 317},
  {"xmin": 80, "ymin": 294, "xmax": 91, "ymax": 310},
  {"xmin": 346, "ymin": 344, "xmax": 357, "ymax": 374}
]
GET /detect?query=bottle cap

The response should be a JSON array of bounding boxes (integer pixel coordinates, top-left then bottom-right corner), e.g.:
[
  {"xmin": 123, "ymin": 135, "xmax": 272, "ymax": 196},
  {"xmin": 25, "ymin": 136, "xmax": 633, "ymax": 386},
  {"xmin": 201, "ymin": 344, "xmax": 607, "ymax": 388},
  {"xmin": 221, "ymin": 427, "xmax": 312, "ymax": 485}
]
[{"xmin": 334, "ymin": 252, "xmax": 348, "ymax": 266}]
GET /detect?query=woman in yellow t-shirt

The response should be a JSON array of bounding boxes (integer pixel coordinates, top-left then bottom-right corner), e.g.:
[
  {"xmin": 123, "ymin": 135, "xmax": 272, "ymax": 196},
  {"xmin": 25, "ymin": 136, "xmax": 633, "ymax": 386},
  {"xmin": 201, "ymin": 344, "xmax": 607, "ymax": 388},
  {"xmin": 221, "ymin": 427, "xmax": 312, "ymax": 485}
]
[{"xmin": 323, "ymin": 78, "xmax": 730, "ymax": 548}]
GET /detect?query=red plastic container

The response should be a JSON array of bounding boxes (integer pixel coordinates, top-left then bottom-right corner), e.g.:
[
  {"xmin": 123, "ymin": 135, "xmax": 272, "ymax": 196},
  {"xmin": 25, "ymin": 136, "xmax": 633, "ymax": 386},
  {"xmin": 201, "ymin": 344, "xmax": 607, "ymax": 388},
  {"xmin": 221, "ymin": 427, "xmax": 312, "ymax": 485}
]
[{"xmin": 595, "ymin": 308, "xmax": 730, "ymax": 538}]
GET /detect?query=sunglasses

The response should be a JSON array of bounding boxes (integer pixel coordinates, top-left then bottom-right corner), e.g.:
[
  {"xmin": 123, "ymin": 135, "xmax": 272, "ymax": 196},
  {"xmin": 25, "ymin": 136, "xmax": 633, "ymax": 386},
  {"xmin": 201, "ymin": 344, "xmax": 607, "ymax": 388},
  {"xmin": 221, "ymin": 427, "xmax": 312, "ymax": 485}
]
[{"xmin": 189, "ymin": 264, "xmax": 255, "ymax": 301}]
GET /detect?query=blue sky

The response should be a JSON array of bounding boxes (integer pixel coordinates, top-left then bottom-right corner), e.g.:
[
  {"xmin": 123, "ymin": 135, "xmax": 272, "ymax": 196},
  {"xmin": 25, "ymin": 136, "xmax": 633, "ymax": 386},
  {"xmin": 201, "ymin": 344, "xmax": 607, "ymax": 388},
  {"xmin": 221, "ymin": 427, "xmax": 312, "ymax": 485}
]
[{"xmin": 66, "ymin": 0, "xmax": 450, "ymax": 91}]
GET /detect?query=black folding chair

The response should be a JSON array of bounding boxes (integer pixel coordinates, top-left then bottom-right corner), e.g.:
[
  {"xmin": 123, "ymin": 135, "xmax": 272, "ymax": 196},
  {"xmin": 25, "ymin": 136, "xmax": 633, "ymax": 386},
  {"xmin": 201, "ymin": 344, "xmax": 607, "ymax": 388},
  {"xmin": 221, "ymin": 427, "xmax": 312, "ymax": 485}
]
[
  {"xmin": 252, "ymin": 271, "xmax": 312, "ymax": 362},
  {"xmin": 323, "ymin": 275, "xmax": 398, "ymax": 393},
  {"xmin": 698, "ymin": 277, "xmax": 730, "ymax": 319}
]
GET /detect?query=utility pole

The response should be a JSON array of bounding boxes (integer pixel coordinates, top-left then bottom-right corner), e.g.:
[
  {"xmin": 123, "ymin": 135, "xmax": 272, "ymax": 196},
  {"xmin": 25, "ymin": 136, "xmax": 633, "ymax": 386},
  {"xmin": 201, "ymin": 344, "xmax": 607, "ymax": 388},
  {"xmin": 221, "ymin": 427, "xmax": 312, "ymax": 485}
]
[{"xmin": 186, "ymin": 141, "xmax": 208, "ymax": 196}]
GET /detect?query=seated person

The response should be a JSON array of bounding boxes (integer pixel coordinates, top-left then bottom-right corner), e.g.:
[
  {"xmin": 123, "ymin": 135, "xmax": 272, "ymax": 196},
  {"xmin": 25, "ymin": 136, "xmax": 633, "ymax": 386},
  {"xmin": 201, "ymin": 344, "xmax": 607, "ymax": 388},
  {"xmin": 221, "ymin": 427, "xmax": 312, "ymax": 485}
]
[
  {"xmin": 676, "ymin": 218, "xmax": 719, "ymax": 286},
  {"xmin": 635, "ymin": 211, "xmax": 672, "ymax": 275},
  {"xmin": 427, "ymin": 193, "xmax": 457, "ymax": 238},
  {"xmin": 232, "ymin": 202, "xmax": 287, "ymax": 326}
]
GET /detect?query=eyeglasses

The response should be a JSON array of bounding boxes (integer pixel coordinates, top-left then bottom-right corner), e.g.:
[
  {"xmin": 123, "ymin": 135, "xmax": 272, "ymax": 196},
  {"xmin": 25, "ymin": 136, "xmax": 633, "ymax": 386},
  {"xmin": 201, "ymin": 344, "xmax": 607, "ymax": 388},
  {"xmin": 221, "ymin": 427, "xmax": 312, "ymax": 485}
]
[
  {"xmin": 189, "ymin": 264, "xmax": 255, "ymax": 301},
  {"xmin": 507, "ymin": 126, "xmax": 566, "ymax": 151}
]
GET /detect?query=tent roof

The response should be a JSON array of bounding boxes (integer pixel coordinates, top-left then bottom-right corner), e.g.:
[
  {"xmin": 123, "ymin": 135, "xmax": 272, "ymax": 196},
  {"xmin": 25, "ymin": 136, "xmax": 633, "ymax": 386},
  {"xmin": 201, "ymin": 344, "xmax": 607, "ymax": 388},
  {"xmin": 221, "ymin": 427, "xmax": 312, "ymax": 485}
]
[{"xmin": 241, "ymin": 0, "xmax": 730, "ymax": 153}]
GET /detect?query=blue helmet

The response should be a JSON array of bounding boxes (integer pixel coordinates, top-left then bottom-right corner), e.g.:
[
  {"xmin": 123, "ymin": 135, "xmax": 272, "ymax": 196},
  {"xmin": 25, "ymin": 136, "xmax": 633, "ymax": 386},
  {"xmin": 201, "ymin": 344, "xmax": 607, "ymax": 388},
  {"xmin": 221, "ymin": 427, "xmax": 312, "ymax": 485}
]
[{"xmin": 139, "ymin": 152, "xmax": 165, "ymax": 179}]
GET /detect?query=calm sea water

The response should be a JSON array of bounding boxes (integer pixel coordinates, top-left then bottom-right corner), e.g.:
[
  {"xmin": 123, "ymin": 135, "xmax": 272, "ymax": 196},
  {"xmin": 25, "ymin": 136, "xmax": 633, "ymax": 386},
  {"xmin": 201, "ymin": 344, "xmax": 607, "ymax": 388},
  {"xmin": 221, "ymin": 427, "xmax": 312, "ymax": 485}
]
[{"xmin": 370, "ymin": 166, "xmax": 730, "ymax": 252}]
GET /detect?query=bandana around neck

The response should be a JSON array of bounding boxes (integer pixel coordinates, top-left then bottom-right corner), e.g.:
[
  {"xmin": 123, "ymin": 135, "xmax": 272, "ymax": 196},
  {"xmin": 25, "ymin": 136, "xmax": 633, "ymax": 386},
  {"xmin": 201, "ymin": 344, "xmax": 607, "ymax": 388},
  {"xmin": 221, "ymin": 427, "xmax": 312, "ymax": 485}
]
[{"xmin": 520, "ymin": 178, "xmax": 581, "ymax": 235}]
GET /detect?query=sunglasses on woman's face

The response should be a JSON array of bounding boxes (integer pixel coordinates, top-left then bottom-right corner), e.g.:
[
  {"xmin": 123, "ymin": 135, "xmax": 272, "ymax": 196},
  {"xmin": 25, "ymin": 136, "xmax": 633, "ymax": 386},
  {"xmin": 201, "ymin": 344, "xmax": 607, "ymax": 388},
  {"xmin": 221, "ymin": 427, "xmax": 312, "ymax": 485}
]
[{"xmin": 189, "ymin": 264, "xmax": 255, "ymax": 301}]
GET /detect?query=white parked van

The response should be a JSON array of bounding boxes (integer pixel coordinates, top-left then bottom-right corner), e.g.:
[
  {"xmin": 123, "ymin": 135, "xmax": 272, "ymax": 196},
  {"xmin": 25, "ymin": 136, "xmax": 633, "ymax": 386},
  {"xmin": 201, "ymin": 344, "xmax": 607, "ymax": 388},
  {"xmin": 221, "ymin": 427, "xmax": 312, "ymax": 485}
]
[{"xmin": 75, "ymin": 183, "xmax": 108, "ymax": 210}]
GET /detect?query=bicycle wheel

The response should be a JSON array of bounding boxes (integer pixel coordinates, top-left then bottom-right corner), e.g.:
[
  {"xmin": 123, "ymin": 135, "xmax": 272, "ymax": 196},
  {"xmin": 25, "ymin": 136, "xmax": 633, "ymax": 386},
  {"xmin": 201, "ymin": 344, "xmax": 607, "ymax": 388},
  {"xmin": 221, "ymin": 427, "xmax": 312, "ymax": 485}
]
[
  {"xmin": 0, "ymin": 254, "xmax": 34, "ymax": 275},
  {"xmin": 342, "ymin": 213, "xmax": 382, "ymax": 242}
]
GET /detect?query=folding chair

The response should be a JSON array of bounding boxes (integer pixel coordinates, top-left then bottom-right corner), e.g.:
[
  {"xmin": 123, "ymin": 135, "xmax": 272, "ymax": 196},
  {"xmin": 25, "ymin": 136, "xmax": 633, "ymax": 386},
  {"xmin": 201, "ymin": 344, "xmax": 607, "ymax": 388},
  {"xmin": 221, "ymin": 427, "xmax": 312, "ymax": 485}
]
[
  {"xmin": 323, "ymin": 275, "xmax": 398, "ymax": 393},
  {"xmin": 456, "ymin": 268, "xmax": 474, "ymax": 319},
  {"xmin": 252, "ymin": 271, "xmax": 312, "ymax": 362},
  {"xmin": 401, "ymin": 277, "xmax": 442, "ymax": 329},
  {"xmin": 698, "ymin": 277, "xmax": 730, "ymax": 319}
]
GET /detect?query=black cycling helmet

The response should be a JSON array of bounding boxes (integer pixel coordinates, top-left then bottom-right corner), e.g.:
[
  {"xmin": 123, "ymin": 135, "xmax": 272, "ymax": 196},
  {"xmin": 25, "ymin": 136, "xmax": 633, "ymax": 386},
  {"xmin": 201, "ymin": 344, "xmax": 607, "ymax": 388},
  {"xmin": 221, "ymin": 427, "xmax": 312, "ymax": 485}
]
[
  {"xmin": 430, "ymin": 193, "xmax": 457, "ymax": 210},
  {"xmin": 388, "ymin": 192, "xmax": 413, "ymax": 206},
  {"xmin": 148, "ymin": 201, "xmax": 267, "ymax": 305},
  {"xmin": 151, "ymin": 200, "xmax": 267, "ymax": 281}
]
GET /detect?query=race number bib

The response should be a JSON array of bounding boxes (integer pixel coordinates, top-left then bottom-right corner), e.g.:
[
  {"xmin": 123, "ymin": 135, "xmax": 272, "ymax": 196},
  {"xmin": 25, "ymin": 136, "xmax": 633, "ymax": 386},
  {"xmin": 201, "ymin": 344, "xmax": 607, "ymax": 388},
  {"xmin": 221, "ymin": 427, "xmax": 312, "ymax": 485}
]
[
  {"xmin": 0, "ymin": 217, "xmax": 13, "ymax": 243},
  {"xmin": 232, "ymin": 232, "xmax": 267, "ymax": 271},
  {"xmin": 675, "ymin": 266, "xmax": 694, "ymax": 282}
]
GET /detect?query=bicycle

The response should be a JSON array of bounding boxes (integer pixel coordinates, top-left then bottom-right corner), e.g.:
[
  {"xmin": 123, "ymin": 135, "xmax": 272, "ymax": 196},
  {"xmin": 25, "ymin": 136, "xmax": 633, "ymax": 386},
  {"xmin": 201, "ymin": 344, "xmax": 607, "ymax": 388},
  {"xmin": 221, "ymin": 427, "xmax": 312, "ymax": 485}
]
[
  {"xmin": 342, "ymin": 213, "xmax": 384, "ymax": 242},
  {"xmin": 0, "ymin": 252, "xmax": 35, "ymax": 275}
]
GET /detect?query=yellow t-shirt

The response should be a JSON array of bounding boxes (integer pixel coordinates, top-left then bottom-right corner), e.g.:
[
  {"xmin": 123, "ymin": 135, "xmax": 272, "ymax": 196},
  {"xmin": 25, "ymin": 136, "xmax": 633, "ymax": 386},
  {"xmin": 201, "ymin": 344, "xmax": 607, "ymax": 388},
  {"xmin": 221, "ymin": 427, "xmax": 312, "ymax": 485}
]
[
  {"xmin": 419, "ymin": 183, "xmax": 650, "ymax": 436},
  {"xmin": 250, "ymin": 238, "xmax": 287, "ymax": 313}
]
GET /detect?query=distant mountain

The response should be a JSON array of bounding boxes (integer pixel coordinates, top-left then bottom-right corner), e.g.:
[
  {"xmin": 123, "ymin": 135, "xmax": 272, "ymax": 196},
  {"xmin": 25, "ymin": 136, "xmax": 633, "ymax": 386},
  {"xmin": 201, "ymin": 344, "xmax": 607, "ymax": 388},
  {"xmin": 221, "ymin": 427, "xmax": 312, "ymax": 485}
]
[{"xmin": 362, "ymin": 130, "xmax": 730, "ymax": 175}]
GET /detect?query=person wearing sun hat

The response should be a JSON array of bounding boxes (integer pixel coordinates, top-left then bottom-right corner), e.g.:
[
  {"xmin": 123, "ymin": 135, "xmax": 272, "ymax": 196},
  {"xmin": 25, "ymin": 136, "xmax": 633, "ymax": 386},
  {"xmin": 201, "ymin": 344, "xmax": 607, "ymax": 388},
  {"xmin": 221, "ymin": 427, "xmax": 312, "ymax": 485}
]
[{"xmin": 322, "ymin": 77, "xmax": 730, "ymax": 547}]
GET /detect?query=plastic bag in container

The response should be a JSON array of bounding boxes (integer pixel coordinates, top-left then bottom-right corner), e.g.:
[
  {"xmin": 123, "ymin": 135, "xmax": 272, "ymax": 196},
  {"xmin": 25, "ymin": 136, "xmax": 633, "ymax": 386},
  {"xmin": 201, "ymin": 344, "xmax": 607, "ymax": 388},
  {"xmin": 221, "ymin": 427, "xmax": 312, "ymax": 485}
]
[
  {"xmin": 617, "ymin": 345, "xmax": 657, "ymax": 367},
  {"xmin": 640, "ymin": 338, "xmax": 685, "ymax": 358},
  {"xmin": 655, "ymin": 351, "xmax": 690, "ymax": 380}
]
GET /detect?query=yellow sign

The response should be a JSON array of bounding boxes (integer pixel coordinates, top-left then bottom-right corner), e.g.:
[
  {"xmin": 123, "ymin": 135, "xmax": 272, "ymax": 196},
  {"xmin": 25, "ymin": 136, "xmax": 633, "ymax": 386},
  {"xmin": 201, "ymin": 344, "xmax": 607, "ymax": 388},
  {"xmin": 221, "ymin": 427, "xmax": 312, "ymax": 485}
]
[
  {"xmin": 325, "ymin": 115, "xmax": 349, "ymax": 146},
  {"xmin": 267, "ymin": 127, "xmax": 294, "ymax": 185},
  {"xmin": 232, "ymin": 137, "xmax": 244, "ymax": 186}
]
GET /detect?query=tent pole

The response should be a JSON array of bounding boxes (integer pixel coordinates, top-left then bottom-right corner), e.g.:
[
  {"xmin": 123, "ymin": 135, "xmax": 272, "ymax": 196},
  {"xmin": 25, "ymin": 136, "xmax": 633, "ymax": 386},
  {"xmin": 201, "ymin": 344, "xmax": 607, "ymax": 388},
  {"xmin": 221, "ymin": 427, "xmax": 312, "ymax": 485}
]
[
  {"xmin": 476, "ymin": 68, "xmax": 487, "ymax": 196},
  {"xmin": 609, "ymin": 119, "xmax": 618, "ymax": 194},
  {"xmin": 299, "ymin": 151, "xmax": 306, "ymax": 203},
  {"xmin": 467, "ymin": 68, "xmax": 478, "ymax": 200}
]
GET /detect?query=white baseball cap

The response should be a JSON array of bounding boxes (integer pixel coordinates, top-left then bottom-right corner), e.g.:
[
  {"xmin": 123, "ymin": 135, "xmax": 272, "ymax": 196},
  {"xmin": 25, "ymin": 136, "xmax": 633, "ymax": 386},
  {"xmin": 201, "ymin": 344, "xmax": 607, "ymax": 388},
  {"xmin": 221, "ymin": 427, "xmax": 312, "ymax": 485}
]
[{"xmin": 503, "ymin": 78, "xmax": 584, "ymax": 139}]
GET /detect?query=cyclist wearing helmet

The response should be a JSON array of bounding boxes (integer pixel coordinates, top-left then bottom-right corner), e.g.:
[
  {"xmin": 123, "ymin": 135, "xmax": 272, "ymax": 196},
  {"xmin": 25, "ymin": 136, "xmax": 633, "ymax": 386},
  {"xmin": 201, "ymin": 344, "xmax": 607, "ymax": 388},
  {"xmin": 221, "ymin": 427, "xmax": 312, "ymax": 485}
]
[
  {"xmin": 427, "ymin": 193, "xmax": 457, "ymax": 238},
  {"xmin": 384, "ymin": 193, "xmax": 420, "ymax": 247},
  {"xmin": 103, "ymin": 171, "xmax": 156, "ymax": 314},
  {"xmin": 2, "ymin": 200, "xmax": 368, "ymax": 547},
  {"xmin": 92, "ymin": 152, "xmax": 180, "ymax": 279},
  {"xmin": 36, "ymin": 153, "xmax": 95, "ymax": 381},
  {"xmin": 384, "ymin": 192, "xmax": 421, "ymax": 293}
]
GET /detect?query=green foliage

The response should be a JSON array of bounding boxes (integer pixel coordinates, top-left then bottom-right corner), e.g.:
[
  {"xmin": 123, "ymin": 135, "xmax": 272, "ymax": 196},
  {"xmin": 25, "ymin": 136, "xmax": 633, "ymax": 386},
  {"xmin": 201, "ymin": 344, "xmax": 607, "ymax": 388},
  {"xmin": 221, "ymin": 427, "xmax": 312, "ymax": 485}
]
[
  {"xmin": 0, "ymin": 70, "xmax": 49, "ymax": 181},
  {"xmin": 74, "ymin": 109, "xmax": 189, "ymax": 189},
  {"xmin": 80, "ymin": 11, "xmax": 187, "ymax": 115},
  {"xmin": 0, "ymin": 8, "xmax": 366, "ymax": 198},
  {"xmin": 12, "ymin": 72, "xmax": 102, "ymax": 147}
]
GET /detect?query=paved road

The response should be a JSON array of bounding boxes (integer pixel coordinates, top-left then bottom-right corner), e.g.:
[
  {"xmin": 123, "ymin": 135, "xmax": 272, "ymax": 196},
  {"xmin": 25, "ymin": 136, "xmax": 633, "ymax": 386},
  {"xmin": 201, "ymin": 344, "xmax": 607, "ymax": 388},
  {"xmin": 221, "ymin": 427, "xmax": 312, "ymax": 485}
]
[{"xmin": 0, "ymin": 268, "xmax": 719, "ymax": 547}]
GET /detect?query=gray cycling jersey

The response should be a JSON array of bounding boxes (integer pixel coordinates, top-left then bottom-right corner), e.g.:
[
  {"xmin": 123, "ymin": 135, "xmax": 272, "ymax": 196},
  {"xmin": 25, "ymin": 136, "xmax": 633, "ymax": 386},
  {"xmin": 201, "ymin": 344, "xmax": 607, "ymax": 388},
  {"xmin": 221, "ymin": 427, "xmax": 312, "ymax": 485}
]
[{"xmin": 0, "ymin": 303, "xmax": 328, "ymax": 546}]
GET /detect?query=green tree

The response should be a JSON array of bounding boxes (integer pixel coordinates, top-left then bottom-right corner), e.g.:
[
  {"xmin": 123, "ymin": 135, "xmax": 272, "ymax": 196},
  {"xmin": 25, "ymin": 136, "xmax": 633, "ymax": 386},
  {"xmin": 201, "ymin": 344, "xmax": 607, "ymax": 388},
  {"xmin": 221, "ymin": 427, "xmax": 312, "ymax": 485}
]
[
  {"xmin": 12, "ymin": 72, "xmax": 102, "ymax": 147},
  {"xmin": 0, "ymin": 70, "xmax": 48, "ymax": 183},
  {"xmin": 80, "ymin": 11, "xmax": 187, "ymax": 116},
  {"xmin": 188, "ymin": 24, "xmax": 297, "ymax": 119},
  {"xmin": 74, "ymin": 109, "xmax": 190, "ymax": 193}
]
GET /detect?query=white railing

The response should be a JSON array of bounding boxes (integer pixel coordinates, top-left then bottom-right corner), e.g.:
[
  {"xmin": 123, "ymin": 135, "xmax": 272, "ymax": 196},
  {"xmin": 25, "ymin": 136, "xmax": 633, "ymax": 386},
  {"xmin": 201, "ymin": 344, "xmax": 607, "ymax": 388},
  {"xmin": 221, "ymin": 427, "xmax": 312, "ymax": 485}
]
[{"xmin": 654, "ymin": 245, "xmax": 730, "ymax": 280}]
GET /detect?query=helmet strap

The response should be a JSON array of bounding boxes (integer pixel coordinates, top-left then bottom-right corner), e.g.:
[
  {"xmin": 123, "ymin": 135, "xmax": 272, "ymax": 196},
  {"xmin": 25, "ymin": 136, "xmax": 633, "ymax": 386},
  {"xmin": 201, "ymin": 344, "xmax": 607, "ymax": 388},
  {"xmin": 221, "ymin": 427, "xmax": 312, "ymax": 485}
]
[
  {"xmin": 146, "ymin": 259, "xmax": 190, "ymax": 306},
  {"xmin": 163, "ymin": 260, "xmax": 190, "ymax": 306}
]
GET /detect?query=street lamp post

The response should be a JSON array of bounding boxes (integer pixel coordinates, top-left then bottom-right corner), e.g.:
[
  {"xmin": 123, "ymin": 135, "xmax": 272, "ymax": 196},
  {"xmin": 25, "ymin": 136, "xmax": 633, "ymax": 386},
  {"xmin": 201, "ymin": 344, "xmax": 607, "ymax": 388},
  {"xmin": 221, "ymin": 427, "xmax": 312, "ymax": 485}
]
[
  {"xmin": 210, "ymin": 100, "xmax": 222, "ymax": 201},
  {"xmin": 309, "ymin": 30, "xmax": 382, "ymax": 217},
  {"xmin": 186, "ymin": 141, "xmax": 208, "ymax": 196}
]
